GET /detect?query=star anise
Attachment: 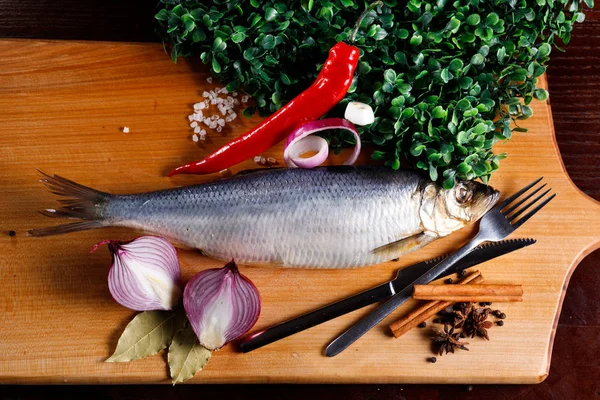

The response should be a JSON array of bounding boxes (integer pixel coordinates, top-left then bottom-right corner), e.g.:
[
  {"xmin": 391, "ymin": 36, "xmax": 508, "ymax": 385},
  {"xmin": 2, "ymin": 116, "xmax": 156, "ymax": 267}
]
[
  {"xmin": 451, "ymin": 302, "xmax": 472, "ymax": 328},
  {"xmin": 463, "ymin": 307, "xmax": 494, "ymax": 340},
  {"xmin": 431, "ymin": 323, "xmax": 469, "ymax": 356}
]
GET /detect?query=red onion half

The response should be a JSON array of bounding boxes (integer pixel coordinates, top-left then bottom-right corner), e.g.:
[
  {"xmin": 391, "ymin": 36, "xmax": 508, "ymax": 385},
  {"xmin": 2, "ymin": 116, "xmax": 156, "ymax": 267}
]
[
  {"xmin": 92, "ymin": 236, "xmax": 183, "ymax": 311},
  {"xmin": 283, "ymin": 118, "xmax": 361, "ymax": 168},
  {"xmin": 183, "ymin": 260, "xmax": 261, "ymax": 351}
]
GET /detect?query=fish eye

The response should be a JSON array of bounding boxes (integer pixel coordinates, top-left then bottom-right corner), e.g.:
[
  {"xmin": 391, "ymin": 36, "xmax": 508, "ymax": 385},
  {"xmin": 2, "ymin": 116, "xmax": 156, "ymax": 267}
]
[{"xmin": 455, "ymin": 183, "xmax": 473, "ymax": 204}]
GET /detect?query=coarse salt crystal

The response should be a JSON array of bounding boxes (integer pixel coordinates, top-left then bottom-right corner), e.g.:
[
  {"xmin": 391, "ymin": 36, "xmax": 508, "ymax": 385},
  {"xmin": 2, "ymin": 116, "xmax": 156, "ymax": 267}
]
[
  {"xmin": 234, "ymin": 99, "xmax": 240, "ymax": 105},
  {"xmin": 194, "ymin": 126, "xmax": 201, "ymax": 133},
  {"xmin": 210, "ymin": 99, "xmax": 217, "ymax": 105},
  {"xmin": 202, "ymin": 91, "xmax": 210, "ymax": 98},
  {"xmin": 225, "ymin": 116, "xmax": 234, "ymax": 122},
  {"xmin": 190, "ymin": 121, "xmax": 199, "ymax": 128},
  {"xmin": 188, "ymin": 115, "xmax": 195, "ymax": 122},
  {"xmin": 212, "ymin": 115, "xmax": 219, "ymax": 120},
  {"xmin": 217, "ymin": 119, "xmax": 225, "ymax": 127},
  {"xmin": 222, "ymin": 88, "xmax": 229, "ymax": 95},
  {"xmin": 254, "ymin": 156, "xmax": 262, "ymax": 162},
  {"xmin": 233, "ymin": 92, "xmax": 238, "ymax": 97},
  {"xmin": 267, "ymin": 157, "xmax": 277, "ymax": 163},
  {"xmin": 192, "ymin": 134, "xmax": 199, "ymax": 142},
  {"xmin": 242, "ymin": 96, "xmax": 249, "ymax": 103},
  {"xmin": 216, "ymin": 126, "xmax": 222, "ymax": 132},
  {"xmin": 122, "ymin": 127, "xmax": 129, "ymax": 133},
  {"xmin": 207, "ymin": 77, "xmax": 213, "ymax": 84}
]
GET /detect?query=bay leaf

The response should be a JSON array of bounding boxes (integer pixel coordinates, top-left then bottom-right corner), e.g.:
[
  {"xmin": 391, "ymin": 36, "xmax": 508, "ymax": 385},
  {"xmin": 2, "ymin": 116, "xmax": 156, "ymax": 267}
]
[
  {"xmin": 168, "ymin": 323, "xmax": 212, "ymax": 384},
  {"xmin": 106, "ymin": 310, "xmax": 180, "ymax": 363}
]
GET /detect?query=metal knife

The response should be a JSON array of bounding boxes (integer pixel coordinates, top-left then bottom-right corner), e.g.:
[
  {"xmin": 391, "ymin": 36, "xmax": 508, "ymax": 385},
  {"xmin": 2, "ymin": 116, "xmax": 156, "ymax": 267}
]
[{"xmin": 239, "ymin": 238, "xmax": 535, "ymax": 353}]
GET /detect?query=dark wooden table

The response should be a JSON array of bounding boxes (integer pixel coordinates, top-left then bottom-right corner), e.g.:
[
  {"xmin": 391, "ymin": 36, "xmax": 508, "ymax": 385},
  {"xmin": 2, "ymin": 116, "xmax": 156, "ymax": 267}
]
[{"xmin": 1, "ymin": 1, "xmax": 598, "ymax": 399}]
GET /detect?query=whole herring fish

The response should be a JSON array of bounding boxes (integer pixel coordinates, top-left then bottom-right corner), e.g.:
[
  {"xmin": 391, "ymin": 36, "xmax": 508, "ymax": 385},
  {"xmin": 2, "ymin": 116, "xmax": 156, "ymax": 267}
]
[{"xmin": 30, "ymin": 167, "xmax": 499, "ymax": 269}]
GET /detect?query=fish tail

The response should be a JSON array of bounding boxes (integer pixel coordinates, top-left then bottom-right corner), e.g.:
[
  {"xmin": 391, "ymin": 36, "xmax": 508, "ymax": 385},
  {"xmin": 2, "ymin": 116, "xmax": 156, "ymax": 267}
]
[{"xmin": 27, "ymin": 170, "xmax": 112, "ymax": 237}]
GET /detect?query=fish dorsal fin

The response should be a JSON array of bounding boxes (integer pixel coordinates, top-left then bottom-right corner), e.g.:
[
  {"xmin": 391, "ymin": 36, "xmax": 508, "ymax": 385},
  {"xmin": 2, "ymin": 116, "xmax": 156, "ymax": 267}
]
[{"xmin": 371, "ymin": 232, "xmax": 437, "ymax": 259}]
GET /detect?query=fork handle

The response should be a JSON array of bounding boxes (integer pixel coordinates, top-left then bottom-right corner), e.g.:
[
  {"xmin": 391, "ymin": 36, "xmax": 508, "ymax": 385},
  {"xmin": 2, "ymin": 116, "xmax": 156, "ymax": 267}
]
[{"xmin": 324, "ymin": 235, "xmax": 484, "ymax": 357}]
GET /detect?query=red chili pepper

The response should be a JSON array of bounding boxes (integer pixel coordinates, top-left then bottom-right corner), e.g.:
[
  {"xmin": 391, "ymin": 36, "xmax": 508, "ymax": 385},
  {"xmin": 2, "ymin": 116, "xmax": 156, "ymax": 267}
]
[{"xmin": 168, "ymin": 42, "xmax": 360, "ymax": 176}]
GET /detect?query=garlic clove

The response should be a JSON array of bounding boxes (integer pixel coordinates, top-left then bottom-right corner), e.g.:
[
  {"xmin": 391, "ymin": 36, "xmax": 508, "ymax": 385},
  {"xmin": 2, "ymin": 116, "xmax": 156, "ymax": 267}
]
[{"xmin": 344, "ymin": 101, "xmax": 375, "ymax": 126}]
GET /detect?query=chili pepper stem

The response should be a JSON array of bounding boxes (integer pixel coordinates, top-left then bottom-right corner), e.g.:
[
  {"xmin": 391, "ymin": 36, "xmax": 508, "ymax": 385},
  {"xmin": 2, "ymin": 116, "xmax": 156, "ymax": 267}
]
[{"xmin": 350, "ymin": 1, "xmax": 384, "ymax": 43}]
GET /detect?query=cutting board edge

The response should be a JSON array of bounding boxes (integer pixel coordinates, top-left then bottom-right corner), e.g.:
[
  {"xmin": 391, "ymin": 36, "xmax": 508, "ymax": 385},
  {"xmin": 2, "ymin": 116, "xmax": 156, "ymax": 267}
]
[{"xmin": 537, "ymin": 74, "xmax": 600, "ymax": 383}]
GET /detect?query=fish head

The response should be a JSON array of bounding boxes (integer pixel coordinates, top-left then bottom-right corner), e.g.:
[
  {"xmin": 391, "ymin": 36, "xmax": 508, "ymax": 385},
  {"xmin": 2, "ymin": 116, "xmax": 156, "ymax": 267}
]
[
  {"xmin": 420, "ymin": 180, "xmax": 500, "ymax": 236},
  {"xmin": 444, "ymin": 180, "xmax": 500, "ymax": 223}
]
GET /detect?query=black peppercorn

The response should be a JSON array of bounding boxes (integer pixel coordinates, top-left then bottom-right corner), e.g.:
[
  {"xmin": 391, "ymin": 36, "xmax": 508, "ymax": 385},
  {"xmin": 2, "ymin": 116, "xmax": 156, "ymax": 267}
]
[
  {"xmin": 8, "ymin": 230, "xmax": 16, "ymax": 237},
  {"xmin": 445, "ymin": 278, "xmax": 453, "ymax": 284},
  {"xmin": 457, "ymin": 270, "xmax": 467, "ymax": 279},
  {"xmin": 392, "ymin": 258, "xmax": 399, "ymax": 262},
  {"xmin": 497, "ymin": 320, "xmax": 504, "ymax": 326},
  {"xmin": 485, "ymin": 302, "xmax": 493, "ymax": 306},
  {"xmin": 418, "ymin": 321, "xmax": 427, "ymax": 328},
  {"xmin": 499, "ymin": 313, "xmax": 506, "ymax": 319},
  {"xmin": 460, "ymin": 332, "xmax": 467, "ymax": 338},
  {"xmin": 433, "ymin": 318, "xmax": 442, "ymax": 324},
  {"xmin": 429, "ymin": 357, "xmax": 437, "ymax": 363},
  {"xmin": 479, "ymin": 302, "xmax": 487, "ymax": 306}
]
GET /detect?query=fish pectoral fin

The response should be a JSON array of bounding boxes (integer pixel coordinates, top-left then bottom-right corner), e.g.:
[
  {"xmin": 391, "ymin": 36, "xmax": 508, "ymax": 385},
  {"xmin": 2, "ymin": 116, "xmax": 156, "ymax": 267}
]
[{"xmin": 371, "ymin": 232, "xmax": 438, "ymax": 258}]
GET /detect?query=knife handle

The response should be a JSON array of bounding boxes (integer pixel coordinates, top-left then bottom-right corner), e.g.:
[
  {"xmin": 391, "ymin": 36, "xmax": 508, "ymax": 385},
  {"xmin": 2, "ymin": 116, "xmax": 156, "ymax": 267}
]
[
  {"xmin": 239, "ymin": 283, "xmax": 392, "ymax": 353},
  {"xmin": 325, "ymin": 238, "xmax": 482, "ymax": 357}
]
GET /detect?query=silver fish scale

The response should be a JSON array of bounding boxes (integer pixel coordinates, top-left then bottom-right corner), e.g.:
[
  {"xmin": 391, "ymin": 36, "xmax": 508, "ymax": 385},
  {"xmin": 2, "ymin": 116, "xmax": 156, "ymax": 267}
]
[{"xmin": 107, "ymin": 167, "xmax": 426, "ymax": 268}]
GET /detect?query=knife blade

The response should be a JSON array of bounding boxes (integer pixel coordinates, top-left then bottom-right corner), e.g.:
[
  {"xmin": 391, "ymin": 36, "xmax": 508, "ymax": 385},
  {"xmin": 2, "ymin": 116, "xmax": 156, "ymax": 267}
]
[{"xmin": 239, "ymin": 238, "xmax": 535, "ymax": 353}]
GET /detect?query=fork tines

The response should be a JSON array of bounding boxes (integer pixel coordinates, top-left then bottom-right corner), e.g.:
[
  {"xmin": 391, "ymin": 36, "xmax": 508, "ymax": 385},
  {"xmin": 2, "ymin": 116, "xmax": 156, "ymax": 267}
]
[{"xmin": 501, "ymin": 177, "xmax": 556, "ymax": 228}]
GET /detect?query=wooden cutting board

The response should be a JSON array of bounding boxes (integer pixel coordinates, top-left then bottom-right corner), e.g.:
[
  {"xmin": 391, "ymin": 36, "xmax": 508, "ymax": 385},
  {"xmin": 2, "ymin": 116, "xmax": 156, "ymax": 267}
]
[{"xmin": 1, "ymin": 39, "xmax": 599, "ymax": 385}]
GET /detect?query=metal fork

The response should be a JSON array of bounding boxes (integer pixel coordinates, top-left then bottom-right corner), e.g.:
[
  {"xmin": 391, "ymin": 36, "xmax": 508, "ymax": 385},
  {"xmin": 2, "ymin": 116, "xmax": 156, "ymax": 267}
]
[{"xmin": 325, "ymin": 177, "xmax": 556, "ymax": 357}]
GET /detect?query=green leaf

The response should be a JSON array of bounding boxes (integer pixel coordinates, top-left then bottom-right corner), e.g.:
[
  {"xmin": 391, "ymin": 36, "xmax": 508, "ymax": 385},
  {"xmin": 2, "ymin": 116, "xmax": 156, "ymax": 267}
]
[
  {"xmin": 301, "ymin": 0, "xmax": 314, "ymax": 12},
  {"xmin": 261, "ymin": 34, "xmax": 276, "ymax": 50},
  {"xmin": 231, "ymin": 31, "xmax": 246, "ymax": 43},
  {"xmin": 537, "ymin": 43, "xmax": 552, "ymax": 58},
  {"xmin": 440, "ymin": 68, "xmax": 450, "ymax": 83},
  {"xmin": 155, "ymin": 9, "xmax": 169, "ymax": 21},
  {"xmin": 384, "ymin": 69, "xmax": 397, "ymax": 83},
  {"xmin": 410, "ymin": 34, "xmax": 423, "ymax": 46},
  {"xmin": 168, "ymin": 323, "xmax": 212, "ymax": 384},
  {"xmin": 212, "ymin": 57, "xmax": 221, "ymax": 73},
  {"xmin": 410, "ymin": 143, "xmax": 426, "ymax": 156},
  {"xmin": 470, "ymin": 53, "xmax": 484, "ymax": 65},
  {"xmin": 319, "ymin": 6, "xmax": 333, "ymax": 22},
  {"xmin": 432, "ymin": 106, "xmax": 446, "ymax": 119},
  {"xmin": 106, "ymin": 311, "xmax": 181, "ymax": 363},
  {"xmin": 265, "ymin": 7, "xmax": 278, "ymax": 22},
  {"xmin": 466, "ymin": 14, "xmax": 481, "ymax": 26},
  {"xmin": 486, "ymin": 12, "xmax": 500, "ymax": 26},
  {"xmin": 429, "ymin": 164, "xmax": 438, "ymax": 181},
  {"xmin": 533, "ymin": 88, "xmax": 548, "ymax": 101},
  {"xmin": 213, "ymin": 37, "xmax": 227, "ymax": 53}
]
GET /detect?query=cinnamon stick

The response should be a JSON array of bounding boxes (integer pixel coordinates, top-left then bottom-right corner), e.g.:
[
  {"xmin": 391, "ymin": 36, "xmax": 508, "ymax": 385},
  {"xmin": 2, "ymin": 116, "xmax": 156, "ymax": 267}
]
[
  {"xmin": 389, "ymin": 271, "xmax": 483, "ymax": 338},
  {"xmin": 412, "ymin": 284, "xmax": 523, "ymax": 302}
]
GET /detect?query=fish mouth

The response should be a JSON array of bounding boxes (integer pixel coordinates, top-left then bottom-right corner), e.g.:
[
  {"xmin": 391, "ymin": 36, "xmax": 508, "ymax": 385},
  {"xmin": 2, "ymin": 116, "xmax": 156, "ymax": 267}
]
[{"xmin": 485, "ymin": 188, "xmax": 501, "ymax": 213}]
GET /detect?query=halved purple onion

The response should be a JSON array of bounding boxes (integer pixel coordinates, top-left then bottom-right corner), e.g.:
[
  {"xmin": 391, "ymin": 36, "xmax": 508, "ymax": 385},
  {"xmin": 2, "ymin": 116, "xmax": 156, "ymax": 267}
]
[
  {"xmin": 92, "ymin": 236, "xmax": 183, "ymax": 311},
  {"xmin": 283, "ymin": 118, "xmax": 361, "ymax": 168},
  {"xmin": 183, "ymin": 260, "xmax": 261, "ymax": 351}
]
